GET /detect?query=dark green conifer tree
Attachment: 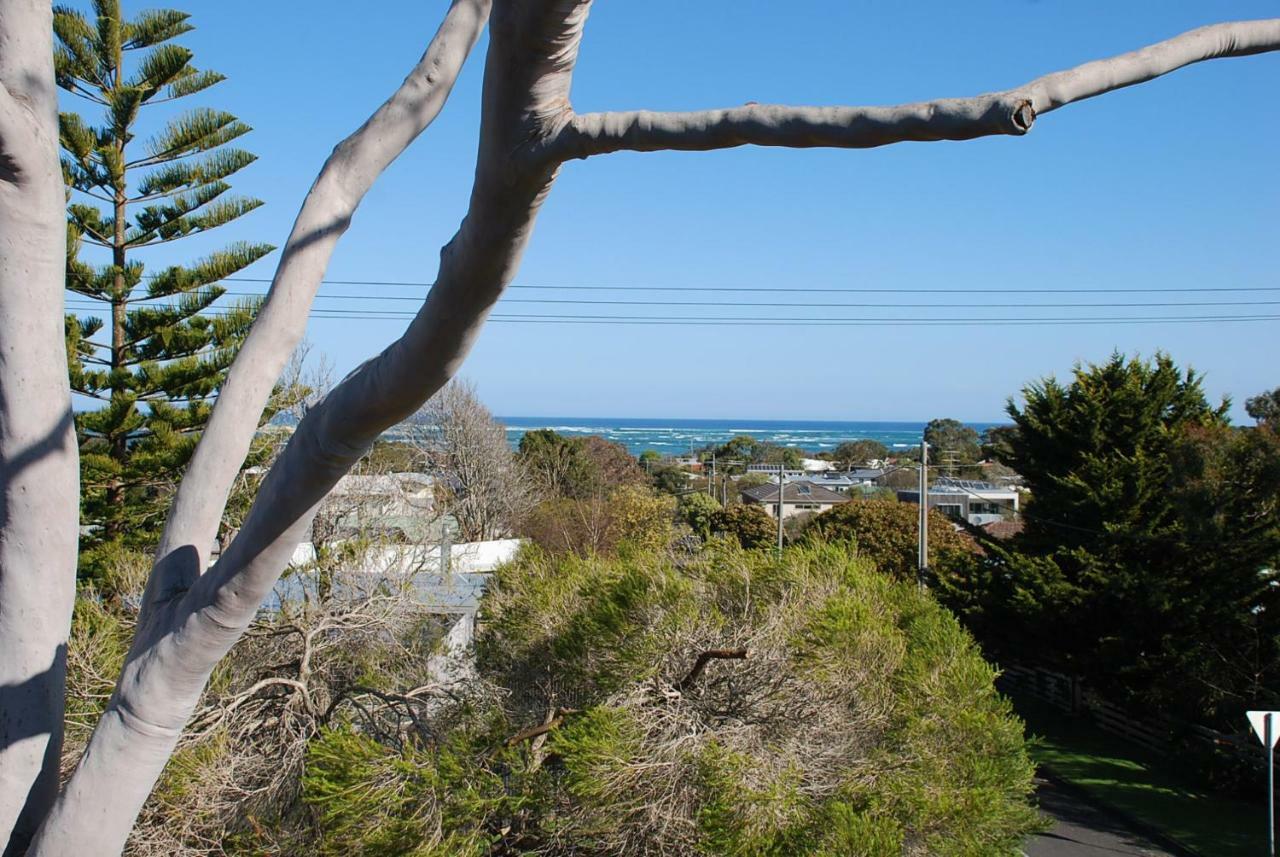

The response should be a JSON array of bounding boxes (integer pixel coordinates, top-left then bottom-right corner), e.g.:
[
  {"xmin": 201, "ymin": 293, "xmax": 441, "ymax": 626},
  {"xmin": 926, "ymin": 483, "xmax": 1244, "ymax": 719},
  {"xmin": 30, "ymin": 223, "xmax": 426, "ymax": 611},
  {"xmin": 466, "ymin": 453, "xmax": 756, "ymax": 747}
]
[
  {"xmin": 56, "ymin": 2, "xmax": 273, "ymax": 575},
  {"xmin": 939, "ymin": 353, "xmax": 1280, "ymax": 727}
]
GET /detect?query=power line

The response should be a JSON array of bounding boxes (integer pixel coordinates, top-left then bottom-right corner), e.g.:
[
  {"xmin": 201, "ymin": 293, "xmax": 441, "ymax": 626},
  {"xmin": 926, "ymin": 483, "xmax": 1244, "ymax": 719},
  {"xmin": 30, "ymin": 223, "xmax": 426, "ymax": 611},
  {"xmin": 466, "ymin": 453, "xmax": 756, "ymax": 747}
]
[
  {"xmin": 64, "ymin": 302, "xmax": 1280, "ymax": 327},
  {"xmin": 135, "ymin": 273, "xmax": 1280, "ymax": 295},
  {"xmin": 77, "ymin": 290, "xmax": 1280, "ymax": 310}
]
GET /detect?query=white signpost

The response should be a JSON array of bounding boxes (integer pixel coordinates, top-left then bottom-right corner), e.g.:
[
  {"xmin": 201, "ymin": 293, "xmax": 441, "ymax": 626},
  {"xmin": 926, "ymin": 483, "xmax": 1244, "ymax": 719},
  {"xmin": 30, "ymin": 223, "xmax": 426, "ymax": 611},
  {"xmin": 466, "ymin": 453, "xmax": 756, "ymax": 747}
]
[{"xmin": 1248, "ymin": 710, "xmax": 1280, "ymax": 857}]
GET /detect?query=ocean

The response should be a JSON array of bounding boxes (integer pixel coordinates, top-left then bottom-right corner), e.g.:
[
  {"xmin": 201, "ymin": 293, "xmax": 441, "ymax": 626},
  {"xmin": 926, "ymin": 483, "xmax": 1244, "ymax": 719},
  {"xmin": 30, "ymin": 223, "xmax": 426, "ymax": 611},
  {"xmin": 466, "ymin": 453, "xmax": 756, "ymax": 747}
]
[{"xmin": 495, "ymin": 417, "xmax": 1004, "ymax": 457}]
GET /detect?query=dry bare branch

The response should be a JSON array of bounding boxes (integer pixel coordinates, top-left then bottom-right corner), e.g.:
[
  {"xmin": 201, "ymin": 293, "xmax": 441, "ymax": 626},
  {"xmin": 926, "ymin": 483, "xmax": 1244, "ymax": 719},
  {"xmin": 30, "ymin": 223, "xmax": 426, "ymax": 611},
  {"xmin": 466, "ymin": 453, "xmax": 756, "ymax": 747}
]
[{"xmin": 675, "ymin": 648, "xmax": 749, "ymax": 693}]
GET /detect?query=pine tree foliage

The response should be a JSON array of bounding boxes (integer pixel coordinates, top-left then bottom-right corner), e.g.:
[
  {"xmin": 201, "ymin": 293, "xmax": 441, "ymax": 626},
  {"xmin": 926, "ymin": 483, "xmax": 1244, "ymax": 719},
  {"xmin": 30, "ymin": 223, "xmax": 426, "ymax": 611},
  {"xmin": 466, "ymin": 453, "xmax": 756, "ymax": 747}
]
[
  {"xmin": 939, "ymin": 353, "xmax": 1280, "ymax": 727},
  {"xmin": 56, "ymin": 1, "xmax": 273, "ymax": 570},
  {"xmin": 1003, "ymin": 351, "xmax": 1228, "ymax": 556}
]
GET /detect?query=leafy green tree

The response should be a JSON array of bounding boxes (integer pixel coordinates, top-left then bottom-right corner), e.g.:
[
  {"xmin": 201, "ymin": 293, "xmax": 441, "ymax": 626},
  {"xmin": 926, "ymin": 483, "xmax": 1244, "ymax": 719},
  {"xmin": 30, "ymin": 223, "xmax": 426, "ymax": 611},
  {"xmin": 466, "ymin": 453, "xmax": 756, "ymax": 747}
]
[
  {"xmin": 58, "ymin": 2, "xmax": 272, "ymax": 570},
  {"xmin": 650, "ymin": 465, "xmax": 689, "ymax": 496},
  {"xmin": 578, "ymin": 435, "xmax": 646, "ymax": 488},
  {"xmin": 677, "ymin": 491, "xmax": 721, "ymax": 539},
  {"xmin": 711, "ymin": 504, "xmax": 774, "ymax": 549},
  {"xmin": 714, "ymin": 434, "xmax": 760, "ymax": 464},
  {"xmin": 709, "ymin": 434, "xmax": 805, "ymax": 469},
  {"xmin": 1246, "ymin": 386, "xmax": 1280, "ymax": 427},
  {"xmin": 923, "ymin": 418, "xmax": 981, "ymax": 467},
  {"xmin": 1161, "ymin": 420, "xmax": 1280, "ymax": 722},
  {"xmin": 756, "ymin": 442, "xmax": 804, "ymax": 468},
  {"xmin": 1000, "ymin": 352, "xmax": 1227, "ymax": 555},
  {"xmin": 517, "ymin": 430, "xmax": 643, "ymax": 498},
  {"xmin": 362, "ymin": 440, "xmax": 421, "ymax": 473},
  {"xmin": 979, "ymin": 425, "xmax": 1018, "ymax": 462},
  {"xmin": 832, "ymin": 439, "xmax": 888, "ymax": 468},
  {"xmin": 947, "ymin": 353, "xmax": 1280, "ymax": 726},
  {"xmin": 805, "ymin": 497, "xmax": 976, "ymax": 581},
  {"xmin": 517, "ymin": 429, "xmax": 594, "ymax": 496},
  {"xmin": 521, "ymin": 485, "xmax": 675, "ymax": 557}
]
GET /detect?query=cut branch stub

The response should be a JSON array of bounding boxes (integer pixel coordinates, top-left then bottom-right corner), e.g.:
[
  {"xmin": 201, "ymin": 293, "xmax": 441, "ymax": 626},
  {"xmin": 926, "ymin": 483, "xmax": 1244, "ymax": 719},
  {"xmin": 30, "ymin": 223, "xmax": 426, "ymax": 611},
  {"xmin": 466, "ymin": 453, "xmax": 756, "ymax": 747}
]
[{"xmin": 1012, "ymin": 100, "xmax": 1036, "ymax": 132}]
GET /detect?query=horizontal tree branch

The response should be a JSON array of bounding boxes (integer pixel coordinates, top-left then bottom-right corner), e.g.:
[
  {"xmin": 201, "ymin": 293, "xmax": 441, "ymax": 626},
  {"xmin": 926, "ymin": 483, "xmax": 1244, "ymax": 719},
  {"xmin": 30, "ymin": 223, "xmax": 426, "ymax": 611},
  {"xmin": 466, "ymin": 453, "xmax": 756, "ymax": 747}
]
[
  {"xmin": 504, "ymin": 708, "xmax": 580, "ymax": 748},
  {"xmin": 551, "ymin": 18, "xmax": 1280, "ymax": 160},
  {"xmin": 676, "ymin": 648, "xmax": 748, "ymax": 693}
]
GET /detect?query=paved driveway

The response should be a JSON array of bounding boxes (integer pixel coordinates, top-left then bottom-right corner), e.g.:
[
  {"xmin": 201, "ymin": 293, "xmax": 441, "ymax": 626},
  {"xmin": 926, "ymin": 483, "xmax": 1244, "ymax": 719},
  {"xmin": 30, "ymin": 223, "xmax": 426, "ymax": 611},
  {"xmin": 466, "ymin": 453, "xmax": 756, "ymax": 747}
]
[{"xmin": 1024, "ymin": 778, "xmax": 1178, "ymax": 857}]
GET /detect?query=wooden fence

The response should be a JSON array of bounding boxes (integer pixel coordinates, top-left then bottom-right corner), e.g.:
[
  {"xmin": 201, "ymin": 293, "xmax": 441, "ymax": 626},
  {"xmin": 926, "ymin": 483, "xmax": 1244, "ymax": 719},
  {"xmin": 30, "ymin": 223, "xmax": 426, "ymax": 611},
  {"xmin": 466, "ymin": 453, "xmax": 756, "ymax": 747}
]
[{"xmin": 997, "ymin": 663, "xmax": 1265, "ymax": 774}]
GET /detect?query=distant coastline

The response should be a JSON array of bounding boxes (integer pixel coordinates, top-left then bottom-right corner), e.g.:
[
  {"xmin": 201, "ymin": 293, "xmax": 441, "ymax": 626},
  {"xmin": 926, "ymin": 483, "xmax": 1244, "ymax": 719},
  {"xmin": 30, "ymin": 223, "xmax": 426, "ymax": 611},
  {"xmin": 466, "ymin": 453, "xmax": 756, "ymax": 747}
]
[{"xmin": 494, "ymin": 416, "xmax": 1005, "ymax": 457}]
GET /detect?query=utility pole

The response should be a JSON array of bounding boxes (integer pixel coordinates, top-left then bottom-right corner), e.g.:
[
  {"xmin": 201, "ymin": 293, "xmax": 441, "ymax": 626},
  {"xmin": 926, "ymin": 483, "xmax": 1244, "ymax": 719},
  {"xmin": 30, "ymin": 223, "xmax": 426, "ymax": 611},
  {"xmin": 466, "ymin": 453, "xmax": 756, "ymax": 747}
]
[
  {"xmin": 917, "ymin": 440, "xmax": 929, "ymax": 589},
  {"xmin": 440, "ymin": 515, "xmax": 453, "ymax": 577},
  {"xmin": 709, "ymin": 453, "xmax": 716, "ymax": 497},
  {"xmin": 777, "ymin": 462, "xmax": 786, "ymax": 555}
]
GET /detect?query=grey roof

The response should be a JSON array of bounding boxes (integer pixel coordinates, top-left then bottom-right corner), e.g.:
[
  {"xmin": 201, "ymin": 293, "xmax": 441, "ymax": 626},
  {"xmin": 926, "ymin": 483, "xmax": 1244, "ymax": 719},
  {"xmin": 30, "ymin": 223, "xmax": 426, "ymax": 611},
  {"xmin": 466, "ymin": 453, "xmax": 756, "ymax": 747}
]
[
  {"xmin": 797, "ymin": 468, "xmax": 885, "ymax": 484},
  {"xmin": 929, "ymin": 477, "xmax": 1015, "ymax": 495},
  {"xmin": 741, "ymin": 480, "xmax": 850, "ymax": 505}
]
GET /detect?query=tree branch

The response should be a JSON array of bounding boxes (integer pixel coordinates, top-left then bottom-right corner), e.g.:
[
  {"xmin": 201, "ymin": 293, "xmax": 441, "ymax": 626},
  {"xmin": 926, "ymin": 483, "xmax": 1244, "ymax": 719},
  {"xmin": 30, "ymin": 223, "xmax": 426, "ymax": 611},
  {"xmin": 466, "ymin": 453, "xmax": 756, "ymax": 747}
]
[
  {"xmin": 31, "ymin": 3, "xmax": 494, "ymax": 854},
  {"xmin": 550, "ymin": 19, "xmax": 1280, "ymax": 161},
  {"xmin": 146, "ymin": 0, "xmax": 492, "ymax": 610},
  {"xmin": 504, "ymin": 708, "xmax": 580, "ymax": 748},
  {"xmin": 675, "ymin": 648, "xmax": 748, "ymax": 693}
]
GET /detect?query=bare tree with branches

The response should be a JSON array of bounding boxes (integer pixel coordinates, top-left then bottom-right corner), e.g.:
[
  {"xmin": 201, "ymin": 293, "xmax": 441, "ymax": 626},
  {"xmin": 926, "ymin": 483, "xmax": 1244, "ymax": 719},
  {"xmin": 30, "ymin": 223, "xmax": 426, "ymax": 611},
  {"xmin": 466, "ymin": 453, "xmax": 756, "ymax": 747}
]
[
  {"xmin": 411, "ymin": 380, "xmax": 537, "ymax": 543},
  {"xmin": 2, "ymin": 1, "xmax": 1279, "ymax": 852}
]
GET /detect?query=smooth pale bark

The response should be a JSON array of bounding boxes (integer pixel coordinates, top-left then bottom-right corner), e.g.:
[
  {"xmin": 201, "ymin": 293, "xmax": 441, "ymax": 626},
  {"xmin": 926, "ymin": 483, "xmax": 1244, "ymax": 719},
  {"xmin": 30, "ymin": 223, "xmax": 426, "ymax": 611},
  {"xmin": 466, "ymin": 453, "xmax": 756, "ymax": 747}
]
[
  {"xmin": 554, "ymin": 19, "xmax": 1280, "ymax": 158},
  {"xmin": 9, "ymin": 3, "xmax": 1280, "ymax": 855},
  {"xmin": 146, "ymin": 0, "xmax": 492, "ymax": 612},
  {"xmin": 26, "ymin": 2, "xmax": 491, "ymax": 855},
  {"xmin": 0, "ymin": 1, "xmax": 78, "ymax": 854}
]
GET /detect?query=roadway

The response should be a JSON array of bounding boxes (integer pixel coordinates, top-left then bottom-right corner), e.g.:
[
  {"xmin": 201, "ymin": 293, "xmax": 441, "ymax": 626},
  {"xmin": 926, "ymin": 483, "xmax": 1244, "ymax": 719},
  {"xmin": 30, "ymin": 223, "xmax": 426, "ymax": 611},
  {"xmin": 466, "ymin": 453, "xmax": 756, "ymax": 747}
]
[{"xmin": 1024, "ymin": 778, "xmax": 1179, "ymax": 857}]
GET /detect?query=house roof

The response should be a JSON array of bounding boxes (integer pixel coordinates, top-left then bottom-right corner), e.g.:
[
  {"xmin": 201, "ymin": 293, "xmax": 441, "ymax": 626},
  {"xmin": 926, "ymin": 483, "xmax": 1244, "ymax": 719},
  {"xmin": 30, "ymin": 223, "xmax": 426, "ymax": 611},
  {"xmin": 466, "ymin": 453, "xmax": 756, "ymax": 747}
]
[
  {"xmin": 329, "ymin": 472, "xmax": 434, "ymax": 496},
  {"xmin": 980, "ymin": 519, "xmax": 1025, "ymax": 540},
  {"xmin": 794, "ymin": 469, "xmax": 885, "ymax": 485},
  {"xmin": 741, "ymin": 480, "xmax": 850, "ymax": 505},
  {"xmin": 927, "ymin": 477, "xmax": 1018, "ymax": 498}
]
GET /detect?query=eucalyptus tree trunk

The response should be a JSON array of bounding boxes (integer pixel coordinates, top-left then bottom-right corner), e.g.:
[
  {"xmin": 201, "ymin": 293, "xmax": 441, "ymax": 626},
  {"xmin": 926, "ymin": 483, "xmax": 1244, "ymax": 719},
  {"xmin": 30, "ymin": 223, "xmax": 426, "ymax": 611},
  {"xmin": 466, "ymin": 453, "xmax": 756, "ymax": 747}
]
[
  {"xmin": 0, "ymin": 2, "xmax": 79, "ymax": 854},
  {"xmin": 4, "ymin": 2, "xmax": 1280, "ymax": 854}
]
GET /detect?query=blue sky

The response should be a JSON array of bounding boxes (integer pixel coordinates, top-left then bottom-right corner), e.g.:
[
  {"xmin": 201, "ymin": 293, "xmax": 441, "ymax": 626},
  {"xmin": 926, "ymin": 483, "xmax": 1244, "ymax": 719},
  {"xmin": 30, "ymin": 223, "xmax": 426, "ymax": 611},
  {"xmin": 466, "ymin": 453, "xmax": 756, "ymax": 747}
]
[{"xmin": 76, "ymin": 2, "xmax": 1280, "ymax": 422}]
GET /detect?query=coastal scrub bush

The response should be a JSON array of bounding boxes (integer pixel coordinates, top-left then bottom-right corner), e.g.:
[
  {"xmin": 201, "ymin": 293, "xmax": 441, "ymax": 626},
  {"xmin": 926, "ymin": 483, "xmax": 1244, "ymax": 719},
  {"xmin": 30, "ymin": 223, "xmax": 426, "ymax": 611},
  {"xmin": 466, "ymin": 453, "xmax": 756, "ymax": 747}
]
[
  {"xmin": 310, "ymin": 540, "xmax": 1040, "ymax": 855},
  {"xmin": 678, "ymin": 491, "xmax": 721, "ymax": 539},
  {"xmin": 521, "ymin": 484, "xmax": 676, "ymax": 557},
  {"xmin": 711, "ymin": 503, "xmax": 774, "ymax": 549},
  {"xmin": 102, "ymin": 540, "xmax": 1036, "ymax": 854}
]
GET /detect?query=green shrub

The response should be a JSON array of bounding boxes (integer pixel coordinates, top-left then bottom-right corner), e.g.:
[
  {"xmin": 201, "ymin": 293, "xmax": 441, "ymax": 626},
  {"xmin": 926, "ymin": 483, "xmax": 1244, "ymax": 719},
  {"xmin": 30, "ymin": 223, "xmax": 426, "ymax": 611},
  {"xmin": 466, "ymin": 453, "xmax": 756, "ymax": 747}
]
[
  {"xmin": 292, "ymin": 541, "xmax": 1037, "ymax": 855},
  {"xmin": 804, "ymin": 496, "xmax": 978, "ymax": 581},
  {"xmin": 711, "ymin": 503, "xmax": 774, "ymax": 549},
  {"xmin": 678, "ymin": 491, "xmax": 721, "ymax": 539},
  {"xmin": 472, "ymin": 541, "xmax": 1040, "ymax": 853}
]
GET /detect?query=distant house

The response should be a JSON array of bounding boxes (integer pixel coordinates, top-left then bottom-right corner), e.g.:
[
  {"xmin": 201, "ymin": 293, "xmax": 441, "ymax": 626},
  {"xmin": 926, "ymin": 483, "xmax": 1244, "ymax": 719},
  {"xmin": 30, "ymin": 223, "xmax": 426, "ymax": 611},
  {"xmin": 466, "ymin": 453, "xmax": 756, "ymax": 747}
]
[
  {"xmin": 284, "ymin": 537, "xmax": 524, "ymax": 610},
  {"xmin": 740, "ymin": 480, "xmax": 851, "ymax": 519},
  {"xmin": 316, "ymin": 471, "xmax": 437, "ymax": 543},
  {"xmin": 896, "ymin": 477, "xmax": 1019, "ymax": 526},
  {"xmin": 745, "ymin": 464, "xmax": 806, "ymax": 479},
  {"xmin": 784, "ymin": 468, "xmax": 886, "ymax": 493}
]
